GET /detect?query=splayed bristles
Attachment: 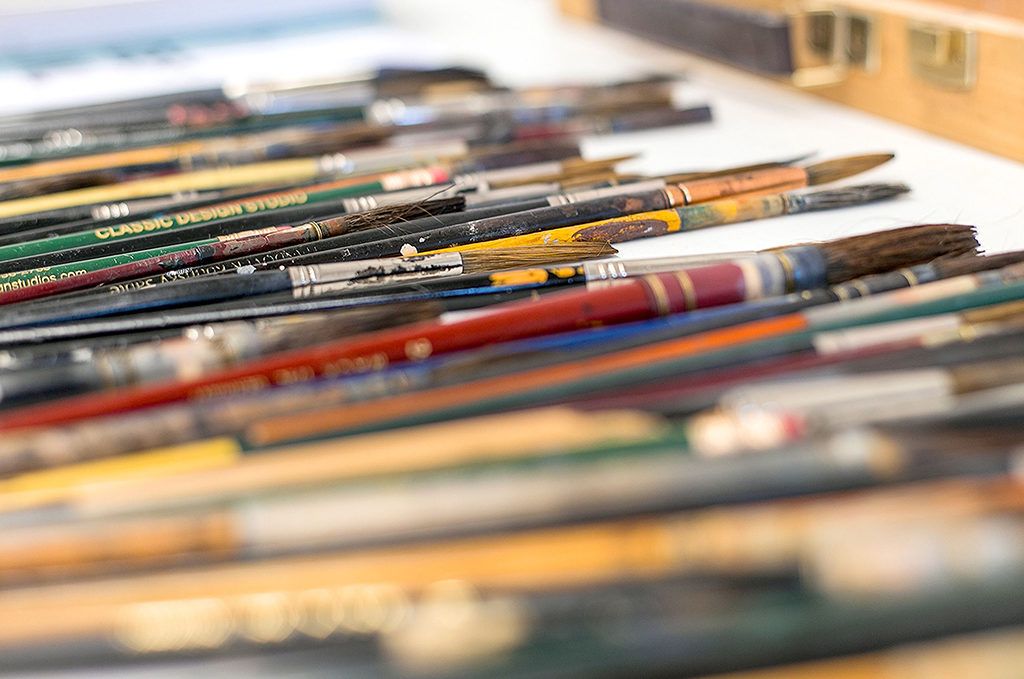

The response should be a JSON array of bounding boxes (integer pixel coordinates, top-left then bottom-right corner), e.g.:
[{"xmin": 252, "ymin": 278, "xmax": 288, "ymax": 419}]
[
  {"xmin": 804, "ymin": 153, "xmax": 895, "ymax": 185},
  {"xmin": 819, "ymin": 223, "xmax": 980, "ymax": 284},
  {"xmin": 459, "ymin": 242, "xmax": 618, "ymax": 273},
  {"xmin": 319, "ymin": 196, "xmax": 466, "ymax": 236}
]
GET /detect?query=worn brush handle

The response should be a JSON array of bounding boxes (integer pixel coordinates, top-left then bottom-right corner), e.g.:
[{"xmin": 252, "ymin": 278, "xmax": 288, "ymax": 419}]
[
  {"xmin": 573, "ymin": 194, "xmax": 790, "ymax": 244},
  {"xmin": 435, "ymin": 193, "xmax": 792, "ymax": 252}
]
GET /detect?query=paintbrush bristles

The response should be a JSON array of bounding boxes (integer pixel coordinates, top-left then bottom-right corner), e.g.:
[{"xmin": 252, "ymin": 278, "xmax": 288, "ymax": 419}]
[
  {"xmin": 459, "ymin": 243, "xmax": 618, "ymax": 273},
  {"xmin": 321, "ymin": 196, "xmax": 466, "ymax": 235},
  {"xmin": 821, "ymin": 223, "xmax": 980, "ymax": 284},
  {"xmin": 804, "ymin": 153, "xmax": 895, "ymax": 185},
  {"xmin": 798, "ymin": 183, "xmax": 910, "ymax": 211}
]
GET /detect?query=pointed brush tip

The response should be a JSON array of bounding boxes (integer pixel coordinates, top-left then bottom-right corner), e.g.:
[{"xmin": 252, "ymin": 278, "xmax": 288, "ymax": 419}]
[{"xmin": 805, "ymin": 153, "xmax": 898, "ymax": 185}]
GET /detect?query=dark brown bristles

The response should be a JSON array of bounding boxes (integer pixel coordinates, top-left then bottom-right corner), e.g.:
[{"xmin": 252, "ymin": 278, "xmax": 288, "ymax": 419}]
[
  {"xmin": 320, "ymin": 195, "xmax": 466, "ymax": 236},
  {"xmin": 820, "ymin": 223, "xmax": 981, "ymax": 283},
  {"xmin": 459, "ymin": 242, "xmax": 617, "ymax": 273}
]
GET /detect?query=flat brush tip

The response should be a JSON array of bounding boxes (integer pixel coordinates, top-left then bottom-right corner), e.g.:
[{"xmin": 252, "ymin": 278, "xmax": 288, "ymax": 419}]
[{"xmin": 805, "ymin": 153, "xmax": 897, "ymax": 185}]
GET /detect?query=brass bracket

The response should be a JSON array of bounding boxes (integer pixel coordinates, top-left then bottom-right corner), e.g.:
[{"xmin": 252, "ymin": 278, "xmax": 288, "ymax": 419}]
[
  {"xmin": 790, "ymin": 5, "xmax": 878, "ymax": 88},
  {"xmin": 908, "ymin": 21, "xmax": 977, "ymax": 90}
]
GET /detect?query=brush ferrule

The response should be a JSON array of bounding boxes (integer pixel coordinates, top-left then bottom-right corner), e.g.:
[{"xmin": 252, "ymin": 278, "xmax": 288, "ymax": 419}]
[
  {"xmin": 782, "ymin": 193, "xmax": 807, "ymax": 214},
  {"xmin": 319, "ymin": 153, "xmax": 351, "ymax": 175},
  {"xmin": 341, "ymin": 195, "xmax": 381, "ymax": 213},
  {"xmin": 288, "ymin": 265, "xmax": 321, "ymax": 295},
  {"xmin": 738, "ymin": 255, "xmax": 787, "ymax": 299},
  {"xmin": 773, "ymin": 246, "xmax": 829, "ymax": 291}
]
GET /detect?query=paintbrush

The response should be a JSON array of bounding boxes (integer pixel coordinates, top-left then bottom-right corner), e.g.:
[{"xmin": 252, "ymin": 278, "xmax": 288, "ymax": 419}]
[
  {"xmin": 0, "ymin": 224, "xmax": 976, "ymax": 430},
  {"xmin": 271, "ymin": 156, "xmax": 897, "ymax": 261},
  {"xmin": 0, "ymin": 72, "xmax": 671, "ymax": 169}
]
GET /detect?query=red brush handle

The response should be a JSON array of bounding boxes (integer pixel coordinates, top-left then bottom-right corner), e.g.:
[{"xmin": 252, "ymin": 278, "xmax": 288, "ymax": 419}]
[{"xmin": 0, "ymin": 263, "xmax": 753, "ymax": 430}]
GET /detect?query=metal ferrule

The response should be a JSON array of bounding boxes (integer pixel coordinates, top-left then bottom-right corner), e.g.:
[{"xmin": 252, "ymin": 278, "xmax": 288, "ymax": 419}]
[
  {"xmin": 584, "ymin": 253, "xmax": 757, "ymax": 289},
  {"xmin": 288, "ymin": 265, "xmax": 321, "ymax": 294},
  {"xmin": 340, "ymin": 195, "xmax": 382, "ymax": 213},
  {"xmin": 773, "ymin": 246, "xmax": 829, "ymax": 292},
  {"xmin": 91, "ymin": 202, "xmax": 131, "ymax": 220},
  {"xmin": 318, "ymin": 152, "xmax": 352, "ymax": 175},
  {"xmin": 738, "ymin": 255, "xmax": 787, "ymax": 300}
]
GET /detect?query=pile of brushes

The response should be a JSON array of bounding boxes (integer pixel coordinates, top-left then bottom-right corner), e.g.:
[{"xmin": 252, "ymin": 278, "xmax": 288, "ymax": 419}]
[{"xmin": 0, "ymin": 66, "xmax": 1023, "ymax": 678}]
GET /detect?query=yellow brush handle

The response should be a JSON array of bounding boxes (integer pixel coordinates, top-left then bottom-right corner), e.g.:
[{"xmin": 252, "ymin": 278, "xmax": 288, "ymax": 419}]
[{"xmin": 425, "ymin": 209, "xmax": 684, "ymax": 254}]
